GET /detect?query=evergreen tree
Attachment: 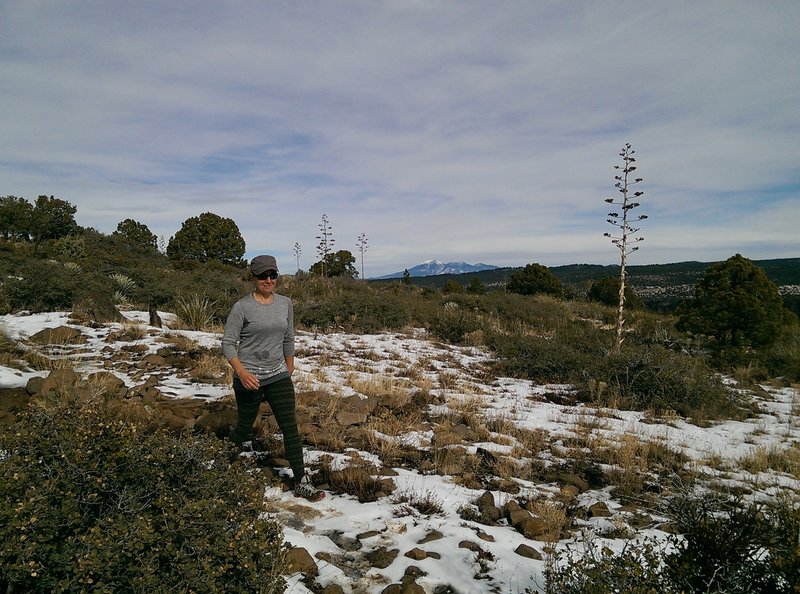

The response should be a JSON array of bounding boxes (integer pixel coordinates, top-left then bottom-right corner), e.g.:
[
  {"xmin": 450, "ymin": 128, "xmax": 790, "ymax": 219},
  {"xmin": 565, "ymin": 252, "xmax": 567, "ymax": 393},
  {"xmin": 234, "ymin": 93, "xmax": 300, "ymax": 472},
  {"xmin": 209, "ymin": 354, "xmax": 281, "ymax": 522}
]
[
  {"xmin": 166, "ymin": 212, "xmax": 245, "ymax": 265},
  {"xmin": 113, "ymin": 218, "xmax": 157, "ymax": 251},
  {"xmin": 30, "ymin": 195, "xmax": 79, "ymax": 245},
  {"xmin": 442, "ymin": 279, "xmax": 464, "ymax": 295},
  {"xmin": 466, "ymin": 276, "xmax": 485, "ymax": 295},
  {"xmin": 0, "ymin": 196, "xmax": 33, "ymax": 240},
  {"xmin": 588, "ymin": 276, "xmax": 642, "ymax": 309},
  {"xmin": 507, "ymin": 263, "xmax": 562, "ymax": 297},
  {"xmin": 677, "ymin": 254, "xmax": 790, "ymax": 352},
  {"xmin": 309, "ymin": 249, "xmax": 357, "ymax": 278}
]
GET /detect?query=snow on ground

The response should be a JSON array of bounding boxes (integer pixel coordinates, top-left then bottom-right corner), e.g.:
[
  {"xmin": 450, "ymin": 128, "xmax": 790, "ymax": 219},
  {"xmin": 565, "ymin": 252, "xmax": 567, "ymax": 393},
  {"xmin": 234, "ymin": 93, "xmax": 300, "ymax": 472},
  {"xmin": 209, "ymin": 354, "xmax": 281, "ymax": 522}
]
[{"xmin": 1, "ymin": 311, "xmax": 798, "ymax": 593}]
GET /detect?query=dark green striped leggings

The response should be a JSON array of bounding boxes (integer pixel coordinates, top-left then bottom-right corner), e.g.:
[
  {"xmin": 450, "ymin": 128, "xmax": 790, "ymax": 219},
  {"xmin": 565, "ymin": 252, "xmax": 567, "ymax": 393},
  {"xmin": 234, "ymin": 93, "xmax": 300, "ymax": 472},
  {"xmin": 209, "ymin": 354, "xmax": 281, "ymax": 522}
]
[{"xmin": 230, "ymin": 376, "xmax": 305, "ymax": 480}]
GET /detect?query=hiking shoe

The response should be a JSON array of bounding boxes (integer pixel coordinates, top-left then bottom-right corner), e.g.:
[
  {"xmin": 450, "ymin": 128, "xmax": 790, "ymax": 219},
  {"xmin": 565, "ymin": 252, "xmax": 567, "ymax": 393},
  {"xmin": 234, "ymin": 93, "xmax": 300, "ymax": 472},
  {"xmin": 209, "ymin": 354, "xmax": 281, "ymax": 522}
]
[{"xmin": 294, "ymin": 475, "xmax": 325, "ymax": 502}]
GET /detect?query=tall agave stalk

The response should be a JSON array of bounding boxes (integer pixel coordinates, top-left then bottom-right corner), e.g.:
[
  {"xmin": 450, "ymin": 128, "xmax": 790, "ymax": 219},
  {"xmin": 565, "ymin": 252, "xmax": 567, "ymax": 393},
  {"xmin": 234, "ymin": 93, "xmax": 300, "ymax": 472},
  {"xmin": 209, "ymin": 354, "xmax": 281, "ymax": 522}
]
[{"xmin": 604, "ymin": 143, "xmax": 647, "ymax": 354}]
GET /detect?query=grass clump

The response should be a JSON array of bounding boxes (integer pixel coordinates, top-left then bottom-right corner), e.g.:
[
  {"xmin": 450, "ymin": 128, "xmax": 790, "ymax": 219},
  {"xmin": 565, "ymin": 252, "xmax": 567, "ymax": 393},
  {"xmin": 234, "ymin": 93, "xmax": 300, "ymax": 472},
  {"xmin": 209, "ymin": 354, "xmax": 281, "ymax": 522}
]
[
  {"xmin": 174, "ymin": 294, "xmax": 217, "ymax": 331},
  {"xmin": 0, "ymin": 392, "xmax": 287, "ymax": 593}
]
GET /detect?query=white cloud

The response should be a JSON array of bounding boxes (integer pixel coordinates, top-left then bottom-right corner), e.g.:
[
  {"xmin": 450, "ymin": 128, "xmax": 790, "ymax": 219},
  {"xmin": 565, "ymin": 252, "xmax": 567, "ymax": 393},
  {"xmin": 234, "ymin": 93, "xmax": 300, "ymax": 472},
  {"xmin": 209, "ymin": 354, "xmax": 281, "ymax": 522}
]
[{"xmin": 1, "ymin": 0, "xmax": 798, "ymax": 275}]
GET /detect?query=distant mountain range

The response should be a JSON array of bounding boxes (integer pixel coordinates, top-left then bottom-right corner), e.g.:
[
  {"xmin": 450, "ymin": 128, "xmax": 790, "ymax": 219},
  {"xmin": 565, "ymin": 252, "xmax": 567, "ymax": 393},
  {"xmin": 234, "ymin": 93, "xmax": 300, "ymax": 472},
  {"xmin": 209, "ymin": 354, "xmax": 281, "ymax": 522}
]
[{"xmin": 376, "ymin": 260, "xmax": 498, "ymax": 279}]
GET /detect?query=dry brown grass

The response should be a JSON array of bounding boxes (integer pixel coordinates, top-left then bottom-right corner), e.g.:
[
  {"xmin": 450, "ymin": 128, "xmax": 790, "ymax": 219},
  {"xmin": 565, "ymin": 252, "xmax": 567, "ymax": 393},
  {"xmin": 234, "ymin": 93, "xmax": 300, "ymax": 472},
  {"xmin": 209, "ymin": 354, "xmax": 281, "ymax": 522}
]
[
  {"xmin": 448, "ymin": 394, "xmax": 485, "ymax": 416},
  {"xmin": 739, "ymin": 444, "xmax": 800, "ymax": 477},
  {"xmin": 530, "ymin": 498, "xmax": 568, "ymax": 552},
  {"xmin": 22, "ymin": 348, "xmax": 76, "ymax": 371},
  {"xmin": 512, "ymin": 427, "xmax": 550, "ymax": 456},
  {"xmin": 189, "ymin": 353, "xmax": 231, "ymax": 383},
  {"xmin": 108, "ymin": 321, "xmax": 147, "ymax": 342},
  {"xmin": 316, "ymin": 455, "xmax": 396, "ymax": 503},
  {"xmin": 392, "ymin": 488, "xmax": 445, "ymax": 517},
  {"xmin": 159, "ymin": 332, "xmax": 203, "ymax": 353},
  {"xmin": 438, "ymin": 369, "xmax": 460, "ymax": 391},
  {"xmin": 605, "ymin": 433, "xmax": 650, "ymax": 496},
  {"xmin": 348, "ymin": 374, "xmax": 411, "ymax": 408}
]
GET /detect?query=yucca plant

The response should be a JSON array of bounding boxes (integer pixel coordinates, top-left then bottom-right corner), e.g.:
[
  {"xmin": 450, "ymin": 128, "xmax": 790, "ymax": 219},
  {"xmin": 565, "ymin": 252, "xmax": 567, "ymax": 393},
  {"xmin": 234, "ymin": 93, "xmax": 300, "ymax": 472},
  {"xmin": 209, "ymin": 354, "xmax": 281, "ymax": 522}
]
[{"xmin": 175, "ymin": 294, "xmax": 217, "ymax": 331}]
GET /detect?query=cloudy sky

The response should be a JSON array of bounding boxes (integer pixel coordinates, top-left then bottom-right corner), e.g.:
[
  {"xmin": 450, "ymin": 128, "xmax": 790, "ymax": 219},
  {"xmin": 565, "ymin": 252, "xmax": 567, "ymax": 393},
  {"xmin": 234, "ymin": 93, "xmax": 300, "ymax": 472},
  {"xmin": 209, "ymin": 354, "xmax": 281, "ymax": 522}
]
[{"xmin": 2, "ymin": 1, "xmax": 798, "ymax": 277}]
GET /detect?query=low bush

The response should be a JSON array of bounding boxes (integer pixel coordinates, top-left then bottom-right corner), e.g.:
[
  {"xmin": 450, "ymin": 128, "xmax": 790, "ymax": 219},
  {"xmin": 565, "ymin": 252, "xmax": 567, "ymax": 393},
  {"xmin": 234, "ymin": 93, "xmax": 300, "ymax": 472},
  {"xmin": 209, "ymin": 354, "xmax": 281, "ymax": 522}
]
[
  {"xmin": 592, "ymin": 344, "xmax": 741, "ymax": 419},
  {"xmin": 487, "ymin": 322, "xmax": 607, "ymax": 383},
  {"xmin": 0, "ymin": 393, "xmax": 286, "ymax": 593},
  {"xmin": 544, "ymin": 538, "xmax": 669, "ymax": 594},
  {"xmin": 543, "ymin": 493, "xmax": 800, "ymax": 594},
  {"xmin": 662, "ymin": 493, "xmax": 799, "ymax": 594}
]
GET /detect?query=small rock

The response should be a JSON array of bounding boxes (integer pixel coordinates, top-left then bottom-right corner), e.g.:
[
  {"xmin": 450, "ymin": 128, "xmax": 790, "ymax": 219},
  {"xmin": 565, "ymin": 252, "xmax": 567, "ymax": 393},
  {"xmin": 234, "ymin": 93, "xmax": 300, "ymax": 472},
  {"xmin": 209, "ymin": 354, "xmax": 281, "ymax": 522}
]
[
  {"xmin": 404, "ymin": 547, "xmax": 428, "ymax": 560},
  {"xmin": 514, "ymin": 544, "xmax": 543, "ymax": 560},
  {"xmin": 417, "ymin": 530, "xmax": 444, "ymax": 544},
  {"xmin": 365, "ymin": 546, "xmax": 399, "ymax": 569},
  {"xmin": 336, "ymin": 411, "xmax": 368, "ymax": 426},
  {"xmin": 519, "ymin": 517, "xmax": 548, "ymax": 540},
  {"xmin": 284, "ymin": 547, "xmax": 318, "ymax": 576},
  {"xmin": 458, "ymin": 540, "xmax": 482, "ymax": 552},
  {"xmin": 558, "ymin": 473, "xmax": 590, "ymax": 493},
  {"xmin": 476, "ymin": 490, "xmax": 495, "ymax": 509},
  {"xmin": 588, "ymin": 501, "xmax": 612, "ymax": 518},
  {"xmin": 403, "ymin": 565, "xmax": 427, "ymax": 580},
  {"xmin": 357, "ymin": 530, "xmax": 381, "ymax": 540},
  {"xmin": 508, "ymin": 508, "xmax": 532, "ymax": 527},
  {"xmin": 29, "ymin": 326, "xmax": 84, "ymax": 345},
  {"xmin": 38, "ymin": 368, "xmax": 81, "ymax": 396},
  {"xmin": 476, "ymin": 531, "xmax": 495, "ymax": 542},
  {"xmin": 382, "ymin": 582, "xmax": 425, "ymax": 594}
]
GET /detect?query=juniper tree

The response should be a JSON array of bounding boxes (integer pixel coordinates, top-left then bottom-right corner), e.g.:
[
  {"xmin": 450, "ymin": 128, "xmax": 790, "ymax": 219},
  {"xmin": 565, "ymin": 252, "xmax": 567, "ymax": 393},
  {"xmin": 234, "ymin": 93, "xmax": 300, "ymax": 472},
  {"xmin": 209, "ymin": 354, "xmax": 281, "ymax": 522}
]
[
  {"xmin": 315, "ymin": 213, "xmax": 335, "ymax": 277},
  {"xmin": 604, "ymin": 143, "xmax": 647, "ymax": 354},
  {"xmin": 356, "ymin": 233, "xmax": 368, "ymax": 280}
]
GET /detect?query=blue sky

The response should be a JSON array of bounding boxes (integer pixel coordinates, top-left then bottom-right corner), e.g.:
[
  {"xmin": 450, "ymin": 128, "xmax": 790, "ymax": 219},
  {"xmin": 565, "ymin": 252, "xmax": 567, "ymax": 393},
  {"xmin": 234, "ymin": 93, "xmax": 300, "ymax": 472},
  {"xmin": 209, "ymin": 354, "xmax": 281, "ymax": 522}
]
[{"xmin": 1, "ymin": 1, "xmax": 798, "ymax": 277}]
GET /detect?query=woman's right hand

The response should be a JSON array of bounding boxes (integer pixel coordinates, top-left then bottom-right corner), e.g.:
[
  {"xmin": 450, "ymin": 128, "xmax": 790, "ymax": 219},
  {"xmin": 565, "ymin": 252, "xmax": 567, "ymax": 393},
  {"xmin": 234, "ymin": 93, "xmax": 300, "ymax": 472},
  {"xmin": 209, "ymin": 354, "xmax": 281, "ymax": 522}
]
[
  {"xmin": 238, "ymin": 369, "xmax": 260, "ymax": 390},
  {"xmin": 229, "ymin": 357, "xmax": 260, "ymax": 390}
]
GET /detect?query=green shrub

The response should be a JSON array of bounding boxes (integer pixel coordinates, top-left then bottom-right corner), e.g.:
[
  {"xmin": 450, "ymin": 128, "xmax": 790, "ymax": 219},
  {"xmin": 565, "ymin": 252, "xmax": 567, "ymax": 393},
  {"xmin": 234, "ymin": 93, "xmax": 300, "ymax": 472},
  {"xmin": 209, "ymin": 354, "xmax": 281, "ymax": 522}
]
[
  {"xmin": 428, "ymin": 305, "xmax": 483, "ymax": 344},
  {"xmin": 287, "ymin": 278, "xmax": 414, "ymax": 333},
  {"xmin": 487, "ymin": 322, "xmax": 607, "ymax": 383},
  {"xmin": 544, "ymin": 538, "xmax": 669, "ymax": 594},
  {"xmin": 544, "ymin": 494, "xmax": 800, "ymax": 594},
  {"xmin": 662, "ymin": 494, "xmax": 799, "ymax": 594},
  {"xmin": 4, "ymin": 262, "xmax": 80, "ymax": 312},
  {"xmin": 592, "ymin": 345, "xmax": 740, "ymax": 419},
  {"xmin": 0, "ymin": 394, "xmax": 286, "ymax": 593}
]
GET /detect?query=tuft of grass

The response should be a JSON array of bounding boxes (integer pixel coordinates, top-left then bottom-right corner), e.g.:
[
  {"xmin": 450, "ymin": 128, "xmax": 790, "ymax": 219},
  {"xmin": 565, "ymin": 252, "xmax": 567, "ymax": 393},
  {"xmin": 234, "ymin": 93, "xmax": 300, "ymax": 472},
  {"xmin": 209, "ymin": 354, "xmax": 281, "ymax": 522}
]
[
  {"xmin": 174, "ymin": 294, "xmax": 217, "ymax": 331},
  {"xmin": 108, "ymin": 321, "xmax": 146, "ymax": 342},
  {"xmin": 739, "ymin": 444, "xmax": 800, "ymax": 478},
  {"xmin": 392, "ymin": 488, "xmax": 445, "ymax": 517},
  {"xmin": 316, "ymin": 456, "xmax": 396, "ymax": 503},
  {"xmin": 160, "ymin": 332, "xmax": 203, "ymax": 353},
  {"xmin": 189, "ymin": 353, "xmax": 231, "ymax": 384}
]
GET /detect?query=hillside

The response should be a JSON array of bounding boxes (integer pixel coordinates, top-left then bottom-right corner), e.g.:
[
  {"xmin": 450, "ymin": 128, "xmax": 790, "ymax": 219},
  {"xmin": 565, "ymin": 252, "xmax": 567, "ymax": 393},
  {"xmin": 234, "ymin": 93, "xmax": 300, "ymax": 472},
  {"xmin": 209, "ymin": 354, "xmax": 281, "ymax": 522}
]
[
  {"xmin": 1, "ymin": 310, "xmax": 798, "ymax": 593},
  {"xmin": 380, "ymin": 257, "xmax": 800, "ymax": 312}
]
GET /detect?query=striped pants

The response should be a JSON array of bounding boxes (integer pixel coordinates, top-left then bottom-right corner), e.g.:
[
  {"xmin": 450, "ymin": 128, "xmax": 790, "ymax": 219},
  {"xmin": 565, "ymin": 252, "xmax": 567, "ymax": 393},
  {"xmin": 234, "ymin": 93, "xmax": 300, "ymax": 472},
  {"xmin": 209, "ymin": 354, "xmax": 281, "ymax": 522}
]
[{"xmin": 230, "ymin": 376, "xmax": 305, "ymax": 480}]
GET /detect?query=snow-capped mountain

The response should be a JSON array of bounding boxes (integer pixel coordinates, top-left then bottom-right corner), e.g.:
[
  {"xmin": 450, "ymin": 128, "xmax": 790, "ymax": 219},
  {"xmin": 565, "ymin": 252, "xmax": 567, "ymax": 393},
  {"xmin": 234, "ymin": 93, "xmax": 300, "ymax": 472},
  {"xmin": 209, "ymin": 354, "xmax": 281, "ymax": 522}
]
[{"xmin": 376, "ymin": 260, "xmax": 498, "ymax": 279}]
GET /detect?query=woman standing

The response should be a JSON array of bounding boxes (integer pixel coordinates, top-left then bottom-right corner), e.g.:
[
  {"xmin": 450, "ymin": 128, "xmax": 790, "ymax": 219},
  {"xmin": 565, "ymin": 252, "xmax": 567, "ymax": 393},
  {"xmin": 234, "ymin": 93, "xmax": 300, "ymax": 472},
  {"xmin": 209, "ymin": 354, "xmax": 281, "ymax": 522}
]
[{"xmin": 222, "ymin": 255, "xmax": 323, "ymax": 501}]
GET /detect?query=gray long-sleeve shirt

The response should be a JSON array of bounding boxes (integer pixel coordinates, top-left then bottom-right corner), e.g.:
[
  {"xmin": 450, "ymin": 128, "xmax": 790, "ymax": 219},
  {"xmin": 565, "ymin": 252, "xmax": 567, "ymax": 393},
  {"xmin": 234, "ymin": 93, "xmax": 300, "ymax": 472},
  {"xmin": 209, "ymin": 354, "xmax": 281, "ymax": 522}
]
[{"xmin": 222, "ymin": 293, "xmax": 295, "ymax": 383}]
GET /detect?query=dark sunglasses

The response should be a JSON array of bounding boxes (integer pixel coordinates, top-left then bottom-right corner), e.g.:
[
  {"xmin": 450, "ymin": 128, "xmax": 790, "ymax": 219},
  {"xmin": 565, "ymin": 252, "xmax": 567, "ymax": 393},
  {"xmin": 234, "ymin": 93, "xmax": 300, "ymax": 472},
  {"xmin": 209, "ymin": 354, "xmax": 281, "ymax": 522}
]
[{"xmin": 254, "ymin": 271, "xmax": 279, "ymax": 280}]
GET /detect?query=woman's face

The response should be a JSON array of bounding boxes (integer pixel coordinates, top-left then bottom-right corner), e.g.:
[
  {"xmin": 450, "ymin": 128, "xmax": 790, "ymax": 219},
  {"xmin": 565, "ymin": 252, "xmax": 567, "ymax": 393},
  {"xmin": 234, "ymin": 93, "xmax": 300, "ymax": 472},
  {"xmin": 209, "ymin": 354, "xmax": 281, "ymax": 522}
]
[{"xmin": 252, "ymin": 271, "xmax": 278, "ymax": 296}]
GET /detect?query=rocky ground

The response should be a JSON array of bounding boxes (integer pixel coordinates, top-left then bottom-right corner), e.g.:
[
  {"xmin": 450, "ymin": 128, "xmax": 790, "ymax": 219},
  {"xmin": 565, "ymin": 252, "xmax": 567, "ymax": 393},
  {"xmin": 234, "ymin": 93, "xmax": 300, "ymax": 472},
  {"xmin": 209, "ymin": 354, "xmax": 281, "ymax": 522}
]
[{"xmin": 1, "ymin": 310, "xmax": 798, "ymax": 593}]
